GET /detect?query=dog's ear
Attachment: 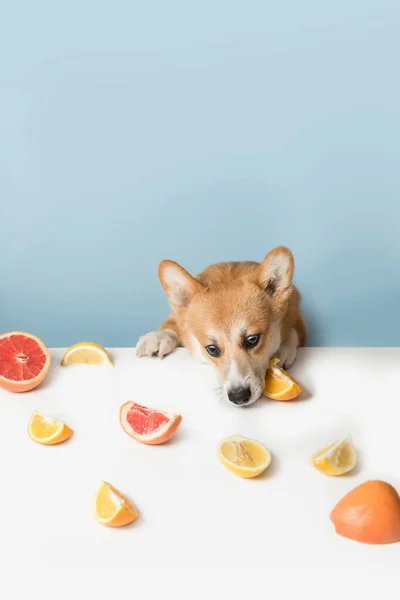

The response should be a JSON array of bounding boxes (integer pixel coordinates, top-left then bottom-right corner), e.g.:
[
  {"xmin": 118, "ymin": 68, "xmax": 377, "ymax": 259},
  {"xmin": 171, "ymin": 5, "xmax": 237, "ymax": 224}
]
[
  {"xmin": 252, "ymin": 246, "xmax": 294, "ymax": 298},
  {"xmin": 158, "ymin": 260, "xmax": 204, "ymax": 307}
]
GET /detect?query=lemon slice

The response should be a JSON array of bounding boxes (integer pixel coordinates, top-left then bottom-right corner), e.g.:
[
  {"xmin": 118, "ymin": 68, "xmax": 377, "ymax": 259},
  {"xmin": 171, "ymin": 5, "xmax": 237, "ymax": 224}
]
[
  {"xmin": 93, "ymin": 481, "xmax": 139, "ymax": 527},
  {"xmin": 310, "ymin": 437, "xmax": 357, "ymax": 476},
  {"xmin": 264, "ymin": 358, "xmax": 302, "ymax": 400},
  {"xmin": 217, "ymin": 435, "xmax": 272, "ymax": 478},
  {"xmin": 28, "ymin": 411, "xmax": 73, "ymax": 445},
  {"xmin": 61, "ymin": 342, "xmax": 113, "ymax": 366}
]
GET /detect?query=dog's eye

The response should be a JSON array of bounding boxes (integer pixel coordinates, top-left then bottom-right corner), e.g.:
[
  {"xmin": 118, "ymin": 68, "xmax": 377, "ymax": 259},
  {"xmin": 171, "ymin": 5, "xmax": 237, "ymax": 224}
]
[
  {"xmin": 245, "ymin": 334, "xmax": 260, "ymax": 349},
  {"xmin": 205, "ymin": 345, "xmax": 221, "ymax": 358}
]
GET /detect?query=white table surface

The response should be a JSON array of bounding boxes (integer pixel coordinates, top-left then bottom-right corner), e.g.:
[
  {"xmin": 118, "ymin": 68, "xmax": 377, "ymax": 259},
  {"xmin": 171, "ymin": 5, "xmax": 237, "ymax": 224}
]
[{"xmin": 1, "ymin": 347, "xmax": 399, "ymax": 597}]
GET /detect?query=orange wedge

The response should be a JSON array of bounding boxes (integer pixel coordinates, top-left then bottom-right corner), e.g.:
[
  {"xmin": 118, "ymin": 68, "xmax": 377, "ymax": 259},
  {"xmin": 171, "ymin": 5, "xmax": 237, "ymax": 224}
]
[
  {"xmin": 331, "ymin": 481, "xmax": 400, "ymax": 544},
  {"xmin": 264, "ymin": 358, "xmax": 302, "ymax": 401},
  {"xmin": 93, "ymin": 481, "xmax": 139, "ymax": 527},
  {"xmin": 28, "ymin": 411, "xmax": 73, "ymax": 445}
]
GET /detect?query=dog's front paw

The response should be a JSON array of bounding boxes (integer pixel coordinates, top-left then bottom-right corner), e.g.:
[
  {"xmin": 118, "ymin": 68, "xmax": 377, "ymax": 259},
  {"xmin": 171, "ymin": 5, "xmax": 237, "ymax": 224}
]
[
  {"xmin": 136, "ymin": 330, "xmax": 179, "ymax": 359},
  {"xmin": 276, "ymin": 329, "xmax": 298, "ymax": 370},
  {"xmin": 277, "ymin": 347, "xmax": 296, "ymax": 370}
]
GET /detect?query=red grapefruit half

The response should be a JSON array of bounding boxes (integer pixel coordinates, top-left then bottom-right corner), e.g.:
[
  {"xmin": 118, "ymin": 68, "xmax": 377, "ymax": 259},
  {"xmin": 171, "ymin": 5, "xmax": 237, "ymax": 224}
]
[
  {"xmin": 120, "ymin": 402, "xmax": 182, "ymax": 445},
  {"xmin": 0, "ymin": 332, "xmax": 51, "ymax": 393}
]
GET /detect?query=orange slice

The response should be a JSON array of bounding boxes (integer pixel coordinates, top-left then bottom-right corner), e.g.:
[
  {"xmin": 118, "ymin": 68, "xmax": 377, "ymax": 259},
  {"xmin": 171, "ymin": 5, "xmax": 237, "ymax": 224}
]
[
  {"xmin": 93, "ymin": 481, "xmax": 139, "ymax": 527},
  {"xmin": 264, "ymin": 358, "xmax": 302, "ymax": 400},
  {"xmin": 28, "ymin": 411, "xmax": 73, "ymax": 445}
]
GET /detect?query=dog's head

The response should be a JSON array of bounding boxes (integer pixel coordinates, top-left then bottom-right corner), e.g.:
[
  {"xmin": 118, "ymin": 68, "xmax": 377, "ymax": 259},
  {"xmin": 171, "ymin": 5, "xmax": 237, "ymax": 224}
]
[{"xmin": 159, "ymin": 247, "xmax": 294, "ymax": 407}]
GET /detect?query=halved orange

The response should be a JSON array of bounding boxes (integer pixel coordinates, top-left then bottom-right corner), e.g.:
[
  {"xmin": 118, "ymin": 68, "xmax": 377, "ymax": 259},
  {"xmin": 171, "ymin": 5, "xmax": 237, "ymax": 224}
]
[
  {"xmin": 0, "ymin": 332, "xmax": 51, "ymax": 393},
  {"xmin": 264, "ymin": 358, "xmax": 302, "ymax": 401},
  {"xmin": 93, "ymin": 481, "xmax": 139, "ymax": 527},
  {"xmin": 28, "ymin": 411, "xmax": 73, "ymax": 445}
]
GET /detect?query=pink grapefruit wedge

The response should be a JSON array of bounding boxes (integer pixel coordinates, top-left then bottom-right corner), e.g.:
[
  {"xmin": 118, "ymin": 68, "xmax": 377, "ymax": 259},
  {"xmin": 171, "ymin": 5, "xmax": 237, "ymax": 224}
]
[
  {"xmin": 0, "ymin": 332, "xmax": 51, "ymax": 393},
  {"xmin": 119, "ymin": 402, "xmax": 182, "ymax": 445}
]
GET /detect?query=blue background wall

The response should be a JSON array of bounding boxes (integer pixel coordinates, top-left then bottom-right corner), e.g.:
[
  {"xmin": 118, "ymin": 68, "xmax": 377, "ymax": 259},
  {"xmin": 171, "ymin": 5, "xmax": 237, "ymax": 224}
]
[{"xmin": 1, "ymin": 1, "xmax": 399, "ymax": 347}]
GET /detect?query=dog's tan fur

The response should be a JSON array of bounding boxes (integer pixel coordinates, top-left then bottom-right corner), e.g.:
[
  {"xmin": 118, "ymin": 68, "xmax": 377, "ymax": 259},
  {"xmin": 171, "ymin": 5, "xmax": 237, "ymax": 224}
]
[{"xmin": 136, "ymin": 246, "xmax": 306, "ymax": 406}]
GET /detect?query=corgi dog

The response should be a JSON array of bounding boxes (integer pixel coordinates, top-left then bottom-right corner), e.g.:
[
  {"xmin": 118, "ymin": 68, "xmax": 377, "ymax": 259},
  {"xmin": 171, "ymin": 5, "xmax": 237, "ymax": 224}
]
[{"xmin": 136, "ymin": 246, "xmax": 306, "ymax": 407}]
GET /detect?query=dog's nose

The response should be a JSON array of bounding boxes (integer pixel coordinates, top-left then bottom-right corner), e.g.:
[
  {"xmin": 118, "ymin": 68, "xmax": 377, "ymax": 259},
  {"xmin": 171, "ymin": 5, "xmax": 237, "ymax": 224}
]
[{"xmin": 227, "ymin": 386, "xmax": 252, "ymax": 406}]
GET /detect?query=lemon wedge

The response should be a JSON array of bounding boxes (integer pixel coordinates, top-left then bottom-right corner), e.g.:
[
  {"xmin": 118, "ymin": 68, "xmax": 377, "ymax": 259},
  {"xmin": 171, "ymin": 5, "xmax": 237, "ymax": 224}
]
[
  {"xmin": 61, "ymin": 342, "xmax": 113, "ymax": 366},
  {"xmin": 217, "ymin": 435, "xmax": 272, "ymax": 478},
  {"xmin": 310, "ymin": 437, "xmax": 357, "ymax": 476}
]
